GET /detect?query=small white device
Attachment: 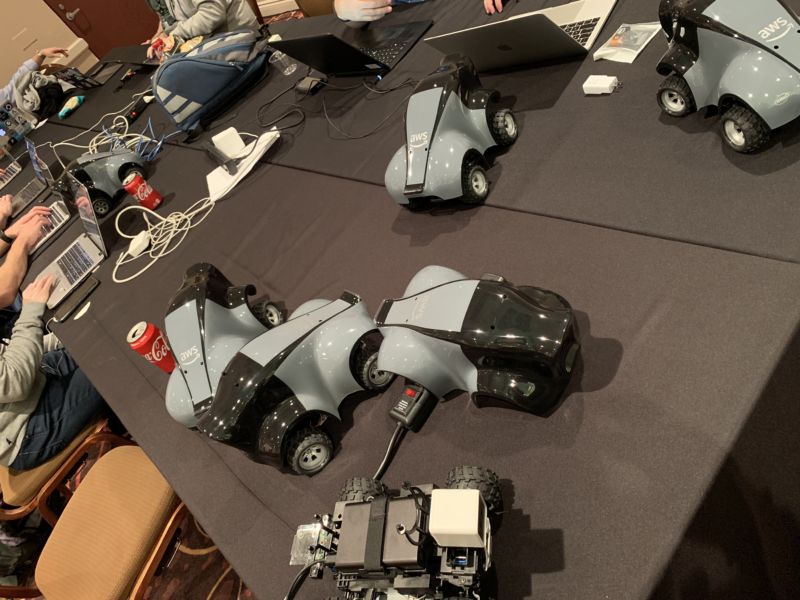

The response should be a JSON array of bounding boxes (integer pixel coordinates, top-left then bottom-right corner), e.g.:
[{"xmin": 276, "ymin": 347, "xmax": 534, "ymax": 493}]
[
  {"xmin": 428, "ymin": 489, "xmax": 487, "ymax": 548},
  {"xmin": 211, "ymin": 127, "xmax": 247, "ymax": 160},
  {"xmin": 583, "ymin": 74, "xmax": 620, "ymax": 95},
  {"xmin": 206, "ymin": 130, "xmax": 280, "ymax": 201}
]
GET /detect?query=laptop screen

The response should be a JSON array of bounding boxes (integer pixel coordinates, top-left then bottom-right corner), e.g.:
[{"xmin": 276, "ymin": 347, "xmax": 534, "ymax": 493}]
[
  {"xmin": 25, "ymin": 139, "xmax": 57, "ymax": 185},
  {"xmin": 66, "ymin": 173, "xmax": 108, "ymax": 258}
]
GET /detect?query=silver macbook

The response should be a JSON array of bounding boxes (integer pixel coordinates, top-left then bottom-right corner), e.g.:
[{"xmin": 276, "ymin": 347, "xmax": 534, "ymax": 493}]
[
  {"xmin": 10, "ymin": 139, "xmax": 60, "ymax": 218},
  {"xmin": 425, "ymin": 0, "xmax": 618, "ymax": 71},
  {"xmin": 0, "ymin": 154, "xmax": 21, "ymax": 191},
  {"xmin": 38, "ymin": 175, "xmax": 107, "ymax": 309}
]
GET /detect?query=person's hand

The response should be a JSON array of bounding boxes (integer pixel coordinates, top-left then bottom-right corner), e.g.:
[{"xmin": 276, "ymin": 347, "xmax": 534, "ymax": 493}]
[
  {"xmin": 12, "ymin": 210, "xmax": 50, "ymax": 251},
  {"xmin": 334, "ymin": 0, "xmax": 392, "ymax": 22},
  {"xmin": 146, "ymin": 32, "xmax": 171, "ymax": 59},
  {"xmin": 5, "ymin": 206, "xmax": 51, "ymax": 240},
  {"xmin": 39, "ymin": 48, "xmax": 69, "ymax": 60},
  {"xmin": 0, "ymin": 195, "xmax": 11, "ymax": 227},
  {"xmin": 22, "ymin": 274, "xmax": 55, "ymax": 305},
  {"xmin": 143, "ymin": 22, "xmax": 165, "ymax": 45},
  {"xmin": 484, "ymin": 0, "xmax": 504, "ymax": 14}
]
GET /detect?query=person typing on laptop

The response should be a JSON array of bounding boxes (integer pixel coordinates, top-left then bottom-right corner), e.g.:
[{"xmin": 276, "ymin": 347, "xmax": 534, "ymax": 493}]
[
  {"xmin": 0, "ymin": 274, "xmax": 105, "ymax": 472},
  {"xmin": 0, "ymin": 198, "xmax": 51, "ymax": 308},
  {"xmin": 332, "ymin": 0, "xmax": 493, "ymax": 23}
]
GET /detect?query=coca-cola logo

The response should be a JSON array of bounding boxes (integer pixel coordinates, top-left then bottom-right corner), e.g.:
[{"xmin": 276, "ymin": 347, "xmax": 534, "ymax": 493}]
[
  {"xmin": 145, "ymin": 334, "xmax": 170, "ymax": 363},
  {"xmin": 135, "ymin": 182, "xmax": 154, "ymax": 202}
]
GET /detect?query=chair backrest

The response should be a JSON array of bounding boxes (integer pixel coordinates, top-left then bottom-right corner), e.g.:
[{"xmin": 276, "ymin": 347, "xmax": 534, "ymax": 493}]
[
  {"xmin": 245, "ymin": 0, "xmax": 265, "ymax": 23},
  {"xmin": 295, "ymin": 0, "xmax": 334, "ymax": 17}
]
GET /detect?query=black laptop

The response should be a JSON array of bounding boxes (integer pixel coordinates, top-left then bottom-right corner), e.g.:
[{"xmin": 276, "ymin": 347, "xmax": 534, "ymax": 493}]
[{"xmin": 270, "ymin": 20, "xmax": 433, "ymax": 77}]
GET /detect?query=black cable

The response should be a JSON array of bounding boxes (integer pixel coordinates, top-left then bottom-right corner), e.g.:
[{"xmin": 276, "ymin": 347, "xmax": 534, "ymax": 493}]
[
  {"xmin": 323, "ymin": 91, "xmax": 412, "ymax": 140},
  {"xmin": 361, "ymin": 78, "xmax": 419, "ymax": 95},
  {"xmin": 257, "ymin": 105, "xmax": 306, "ymax": 130},
  {"xmin": 373, "ymin": 422, "xmax": 407, "ymax": 481},
  {"xmin": 284, "ymin": 559, "xmax": 324, "ymax": 600}
]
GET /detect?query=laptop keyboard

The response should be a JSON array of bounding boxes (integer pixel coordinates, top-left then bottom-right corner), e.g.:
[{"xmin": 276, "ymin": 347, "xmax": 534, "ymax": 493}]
[
  {"xmin": 0, "ymin": 161, "xmax": 21, "ymax": 190},
  {"xmin": 358, "ymin": 41, "xmax": 408, "ymax": 66},
  {"xmin": 57, "ymin": 242, "xmax": 94, "ymax": 286},
  {"xmin": 11, "ymin": 178, "xmax": 46, "ymax": 217},
  {"xmin": 32, "ymin": 203, "xmax": 68, "ymax": 253},
  {"xmin": 561, "ymin": 17, "xmax": 600, "ymax": 46}
]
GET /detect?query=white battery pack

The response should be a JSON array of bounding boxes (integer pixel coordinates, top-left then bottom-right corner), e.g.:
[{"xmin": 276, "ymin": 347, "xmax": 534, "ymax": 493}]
[
  {"xmin": 429, "ymin": 489, "xmax": 486, "ymax": 548},
  {"xmin": 583, "ymin": 75, "xmax": 620, "ymax": 95}
]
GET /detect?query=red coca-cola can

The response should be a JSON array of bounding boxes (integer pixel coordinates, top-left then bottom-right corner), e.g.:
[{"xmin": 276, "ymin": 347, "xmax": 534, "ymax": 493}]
[
  {"xmin": 123, "ymin": 172, "xmax": 163, "ymax": 211},
  {"xmin": 127, "ymin": 321, "xmax": 176, "ymax": 373}
]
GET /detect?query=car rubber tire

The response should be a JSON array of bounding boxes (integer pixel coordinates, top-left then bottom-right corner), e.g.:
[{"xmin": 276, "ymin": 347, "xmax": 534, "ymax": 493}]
[
  {"xmin": 338, "ymin": 477, "xmax": 386, "ymax": 502},
  {"xmin": 490, "ymin": 108, "xmax": 518, "ymax": 146},
  {"xmin": 657, "ymin": 75, "xmax": 696, "ymax": 117},
  {"xmin": 356, "ymin": 350, "xmax": 394, "ymax": 391},
  {"xmin": 92, "ymin": 195, "xmax": 111, "ymax": 217},
  {"xmin": 461, "ymin": 160, "xmax": 489, "ymax": 205},
  {"xmin": 446, "ymin": 465, "xmax": 502, "ymax": 514},
  {"xmin": 720, "ymin": 105, "xmax": 771, "ymax": 153},
  {"xmin": 286, "ymin": 428, "xmax": 333, "ymax": 476},
  {"xmin": 251, "ymin": 300, "xmax": 284, "ymax": 328}
]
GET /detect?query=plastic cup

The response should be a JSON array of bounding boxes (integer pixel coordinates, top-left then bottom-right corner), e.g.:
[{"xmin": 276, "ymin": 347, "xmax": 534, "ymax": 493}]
[{"xmin": 269, "ymin": 51, "xmax": 297, "ymax": 76}]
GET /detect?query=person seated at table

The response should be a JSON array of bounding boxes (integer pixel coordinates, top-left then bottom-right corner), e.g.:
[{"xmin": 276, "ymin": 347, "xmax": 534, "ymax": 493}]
[
  {"xmin": 145, "ymin": 0, "xmax": 259, "ymax": 57},
  {"xmin": 0, "ymin": 274, "xmax": 105, "ymax": 472},
  {"xmin": 0, "ymin": 48, "xmax": 69, "ymax": 109},
  {"xmin": 332, "ymin": 0, "xmax": 503, "ymax": 23},
  {"xmin": 0, "ymin": 196, "xmax": 51, "ymax": 309}
]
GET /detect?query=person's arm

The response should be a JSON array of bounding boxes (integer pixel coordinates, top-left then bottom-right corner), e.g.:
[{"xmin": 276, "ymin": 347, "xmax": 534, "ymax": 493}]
[
  {"xmin": 168, "ymin": 0, "xmax": 228, "ymax": 39},
  {"xmin": 0, "ymin": 206, "xmax": 50, "ymax": 261},
  {"xmin": 0, "ymin": 276, "xmax": 53, "ymax": 404},
  {"xmin": 0, "ymin": 213, "xmax": 49, "ymax": 307},
  {"xmin": 0, "ymin": 196, "xmax": 11, "ymax": 233},
  {"xmin": 0, "ymin": 48, "xmax": 69, "ymax": 106},
  {"xmin": 334, "ymin": 0, "xmax": 391, "ymax": 22}
]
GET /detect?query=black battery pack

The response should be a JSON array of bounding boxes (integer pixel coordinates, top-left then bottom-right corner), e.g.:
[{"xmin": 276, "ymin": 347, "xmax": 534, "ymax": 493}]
[{"xmin": 389, "ymin": 383, "xmax": 437, "ymax": 432}]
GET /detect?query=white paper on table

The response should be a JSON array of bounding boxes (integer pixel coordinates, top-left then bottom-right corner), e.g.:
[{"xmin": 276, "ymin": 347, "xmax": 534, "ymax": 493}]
[{"xmin": 206, "ymin": 130, "xmax": 280, "ymax": 201}]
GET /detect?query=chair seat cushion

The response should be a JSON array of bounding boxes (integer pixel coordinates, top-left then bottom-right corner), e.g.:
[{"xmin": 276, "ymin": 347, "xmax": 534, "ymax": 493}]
[
  {"xmin": 0, "ymin": 421, "xmax": 99, "ymax": 507},
  {"xmin": 35, "ymin": 446, "xmax": 176, "ymax": 600}
]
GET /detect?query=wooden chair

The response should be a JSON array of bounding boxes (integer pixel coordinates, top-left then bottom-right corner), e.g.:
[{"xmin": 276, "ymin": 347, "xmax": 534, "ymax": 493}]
[
  {"xmin": 0, "ymin": 445, "xmax": 187, "ymax": 599},
  {"xmin": 0, "ymin": 419, "xmax": 112, "ymax": 526},
  {"xmin": 245, "ymin": 0, "xmax": 266, "ymax": 24},
  {"xmin": 295, "ymin": 0, "xmax": 335, "ymax": 17}
]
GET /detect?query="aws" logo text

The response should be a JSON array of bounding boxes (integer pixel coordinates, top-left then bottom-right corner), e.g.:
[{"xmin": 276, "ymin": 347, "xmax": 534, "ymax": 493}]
[{"xmin": 759, "ymin": 17, "xmax": 793, "ymax": 42}]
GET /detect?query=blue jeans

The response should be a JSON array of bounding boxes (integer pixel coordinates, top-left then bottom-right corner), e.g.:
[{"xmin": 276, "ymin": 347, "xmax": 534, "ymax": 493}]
[{"xmin": 10, "ymin": 349, "xmax": 105, "ymax": 472}]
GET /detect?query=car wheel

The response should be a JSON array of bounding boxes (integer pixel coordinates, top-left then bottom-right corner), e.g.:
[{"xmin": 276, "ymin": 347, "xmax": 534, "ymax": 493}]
[
  {"xmin": 251, "ymin": 300, "xmax": 284, "ymax": 329},
  {"xmin": 446, "ymin": 465, "xmax": 502, "ymax": 515},
  {"xmin": 357, "ymin": 351, "xmax": 394, "ymax": 391},
  {"xmin": 338, "ymin": 477, "xmax": 385, "ymax": 503},
  {"xmin": 92, "ymin": 195, "xmax": 111, "ymax": 217},
  {"xmin": 490, "ymin": 108, "xmax": 518, "ymax": 146},
  {"xmin": 720, "ymin": 105, "xmax": 771, "ymax": 153},
  {"xmin": 657, "ymin": 75, "xmax": 696, "ymax": 117},
  {"xmin": 286, "ymin": 428, "xmax": 333, "ymax": 476},
  {"xmin": 461, "ymin": 159, "xmax": 489, "ymax": 205}
]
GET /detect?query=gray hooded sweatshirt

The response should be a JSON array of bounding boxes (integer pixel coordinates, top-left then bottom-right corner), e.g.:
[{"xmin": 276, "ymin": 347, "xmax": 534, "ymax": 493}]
[
  {"xmin": 164, "ymin": 0, "xmax": 259, "ymax": 40},
  {"xmin": 0, "ymin": 302, "xmax": 47, "ymax": 467}
]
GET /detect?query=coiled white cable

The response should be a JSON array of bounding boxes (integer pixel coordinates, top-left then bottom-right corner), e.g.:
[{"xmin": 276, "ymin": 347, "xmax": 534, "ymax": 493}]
[{"xmin": 111, "ymin": 197, "xmax": 216, "ymax": 284}]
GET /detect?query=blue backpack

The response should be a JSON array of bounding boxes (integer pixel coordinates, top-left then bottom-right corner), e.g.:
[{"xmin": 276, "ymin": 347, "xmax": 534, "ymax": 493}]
[{"xmin": 152, "ymin": 30, "xmax": 270, "ymax": 136}]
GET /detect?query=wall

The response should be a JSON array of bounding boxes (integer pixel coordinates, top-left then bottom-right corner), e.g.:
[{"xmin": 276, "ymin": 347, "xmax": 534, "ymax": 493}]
[{"xmin": 1, "ymin": 0, "xmax": 97, "ymax": 83}]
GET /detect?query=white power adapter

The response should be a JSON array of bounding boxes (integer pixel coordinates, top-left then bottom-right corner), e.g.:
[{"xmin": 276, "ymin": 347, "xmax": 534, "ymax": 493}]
[
  {"xmin": 128, "ymin": 230, "xmax": 151, "ymax": 257},
  {"xmin": 583, "ymin": 75, "xmax": 620, "ymax": 95},
  {"xmin": 211, "ymin": 127, "xmax": 247, "ymax": 160}
]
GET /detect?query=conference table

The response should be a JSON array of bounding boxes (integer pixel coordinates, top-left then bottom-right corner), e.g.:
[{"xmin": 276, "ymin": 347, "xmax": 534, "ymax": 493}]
[{"xmin": 4, "ymin": 0, "xmax": 800, "ymax": 598}]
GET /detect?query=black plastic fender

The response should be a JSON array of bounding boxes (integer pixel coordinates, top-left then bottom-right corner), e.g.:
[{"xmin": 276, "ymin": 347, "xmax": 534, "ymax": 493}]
[{"xmin": 657, "ymin": 40, "xmax": 698, "ymax": 76}]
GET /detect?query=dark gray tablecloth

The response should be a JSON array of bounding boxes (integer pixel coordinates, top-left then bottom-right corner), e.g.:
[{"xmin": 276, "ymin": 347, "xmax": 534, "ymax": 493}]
[
  {"xmin": 53, "ymin": 0, "xmax": 800, "ymax": 264},
  {"xmin": 34, "ymin": 136, "xmax": 800, "ymax": 599}
]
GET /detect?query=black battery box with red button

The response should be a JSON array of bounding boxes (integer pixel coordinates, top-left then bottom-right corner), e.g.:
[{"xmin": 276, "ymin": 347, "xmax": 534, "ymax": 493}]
[{"xmin": 390, "ymin": 382, "xmax": 437, "ymax": 432}]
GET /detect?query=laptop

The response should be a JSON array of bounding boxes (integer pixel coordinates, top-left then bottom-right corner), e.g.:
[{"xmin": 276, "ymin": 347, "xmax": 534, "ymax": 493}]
[
  {"xmin": 0, "ymin": 151, "xmax": 22, "ymax": 192},
  {"xmin": 270, "ymin": 20, "xmax": 433, "ymax": 77},
  {"xmin": 38, "ymin": 174, "xmax": 107, "ymax": 309},
  {"xmin": 98, "ymin": 45, "xmax": 160, "ymax": 67},
  {"xmin": 425, "ymin": 0, "xmax": 618, "ymax": 71},
  {"xmin": 10, "ymin": 139, "xmax": 62, "ymax": 219}
]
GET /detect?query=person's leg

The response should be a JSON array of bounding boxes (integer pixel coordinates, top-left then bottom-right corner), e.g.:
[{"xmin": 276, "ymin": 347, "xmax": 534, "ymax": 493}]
[{"xmin": 10, "ymin": 351, "xmax": 104, "ymax": 471}]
